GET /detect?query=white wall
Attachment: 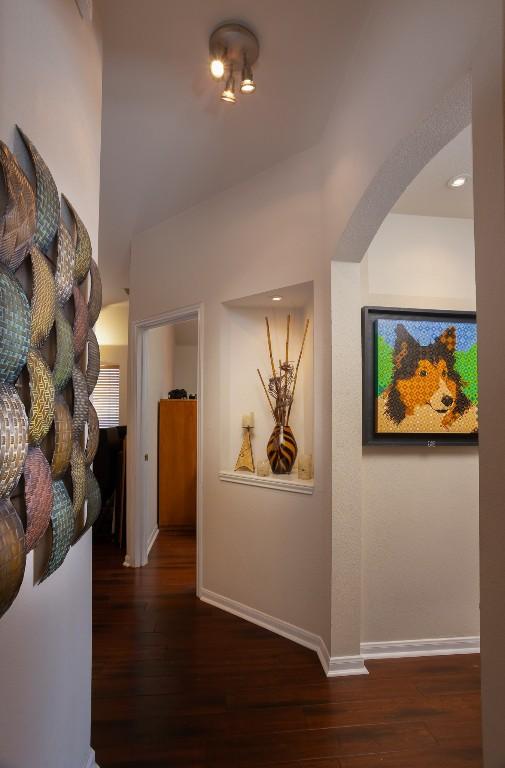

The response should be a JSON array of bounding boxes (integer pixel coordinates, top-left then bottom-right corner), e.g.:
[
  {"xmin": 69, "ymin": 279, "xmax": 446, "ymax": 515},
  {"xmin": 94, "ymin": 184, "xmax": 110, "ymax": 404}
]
[
  {"xmin": 0, "ymin": 2, "xmax": 102, "ymax": 767},
  {"xmin": 359, "ymin": 213, "xmax": 479, "ymax": 643},
  {"xmin": 95, "ymin": 300, "xmax": 129, "ymax": 345},
  {"xmin": 130, "ymin": 146, "xmax": 332, "ymax": 645},
  {"xmin": 174, "ymin": 345, "xmax": 197, "ymax": 394},
  {"xmin": 143, "ymin": 324, "xmax": 175, "ymax": 548},
  {"xmin": 322, "ymin": 1, "xmax": 499, "ymax": 664}
]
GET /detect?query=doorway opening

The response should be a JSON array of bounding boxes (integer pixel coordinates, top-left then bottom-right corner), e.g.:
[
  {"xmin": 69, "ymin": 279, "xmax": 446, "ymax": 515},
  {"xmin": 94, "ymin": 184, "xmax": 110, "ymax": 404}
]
[{"xmin": 126, "ymin": 305, "xmax": 203, "ymax": 595}]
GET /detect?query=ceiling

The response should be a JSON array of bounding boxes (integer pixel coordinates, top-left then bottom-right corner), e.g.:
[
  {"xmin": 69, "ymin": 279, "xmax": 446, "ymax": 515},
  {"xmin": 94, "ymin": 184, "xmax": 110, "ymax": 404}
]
[
  {"xmin": 393, "ymin": 125, "xmax": 473, "ymax": 219},
  {"xmin": 97, "ymin": 0, "xmax": 370, "ymax": 303},
  {"xmin": 224, "ymin": 280, "xmax": 313, "ymax": 310}
]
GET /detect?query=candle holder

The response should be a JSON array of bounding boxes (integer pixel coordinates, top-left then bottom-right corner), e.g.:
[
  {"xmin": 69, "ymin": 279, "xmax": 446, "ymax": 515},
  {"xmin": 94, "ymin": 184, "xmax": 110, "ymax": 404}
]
[{"xmin": 235, "ymin": 414, "xmax": 255, "ymax": 472}]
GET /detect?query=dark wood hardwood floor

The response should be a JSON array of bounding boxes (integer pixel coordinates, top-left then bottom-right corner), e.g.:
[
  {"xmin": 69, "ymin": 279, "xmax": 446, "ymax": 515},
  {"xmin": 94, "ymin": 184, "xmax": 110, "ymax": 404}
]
[{"xmin": 92, "ymin": 532, "xmax": 482, "ymax": 767}]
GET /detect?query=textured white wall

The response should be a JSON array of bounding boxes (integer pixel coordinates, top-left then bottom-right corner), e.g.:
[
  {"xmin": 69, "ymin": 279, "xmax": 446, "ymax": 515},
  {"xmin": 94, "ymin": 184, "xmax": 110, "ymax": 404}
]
[
  {"xmin": 322, "ymin": 1, "xmax": 498, "ymax": 663},
  {"xmin": 0, "ymin": 2, "xmax": 102, "ymax": 767},
  {"xmin": 95, "ymin": 300, "xmax": 129, "ymax": 345},
  {"xmin": 143, "ymin": 325, "xmax": 175, "ymax": 548},
  {"xmin": 360, "ymin": 213, "xmax": 479, "ymax": 643},
  {"xmin": 174, "ymin": 345, "xmax": 198, "ymax": 395},
  {"xmin": 130, "ymin": 146, "xmax": 332, "ymax": 644}
]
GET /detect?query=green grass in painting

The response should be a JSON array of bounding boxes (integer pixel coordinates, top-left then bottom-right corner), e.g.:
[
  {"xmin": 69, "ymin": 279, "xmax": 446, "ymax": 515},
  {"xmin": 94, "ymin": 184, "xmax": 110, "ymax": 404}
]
[
  {"xmin": 376, "ymin": 335, "xmax": 478, "ymax": 404},
  {"xmin": 376, "ymin": 334, "xmax": 393, "ymax": 395},
  {"xmin": 455, "ymin": 344, "xmax": 478, "ymax": 404}
]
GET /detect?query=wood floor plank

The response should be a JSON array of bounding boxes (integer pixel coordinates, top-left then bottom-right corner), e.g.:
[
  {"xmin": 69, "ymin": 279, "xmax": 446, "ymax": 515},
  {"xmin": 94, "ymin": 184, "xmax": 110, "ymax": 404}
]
[{"xmin": 91, "ymin": 532, "xmax": 482, "ymax": 767}]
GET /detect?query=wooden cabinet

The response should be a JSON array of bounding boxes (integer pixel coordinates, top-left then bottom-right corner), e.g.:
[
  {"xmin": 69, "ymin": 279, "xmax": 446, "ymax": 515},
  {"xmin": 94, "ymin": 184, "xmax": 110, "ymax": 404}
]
[{"xmin": 158, "ymin": 400, "xmax": 197, "ymax": 530}]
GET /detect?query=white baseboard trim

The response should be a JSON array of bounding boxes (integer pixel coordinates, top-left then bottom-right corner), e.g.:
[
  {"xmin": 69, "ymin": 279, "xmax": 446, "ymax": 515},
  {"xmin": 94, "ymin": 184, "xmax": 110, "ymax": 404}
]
[
  {"xmin": 361, "ymin": 635, "xmax": 480, "ymax": 660},
  {"xmin": 84, "ymin": 747, "xmax": 99, "ymax": 768},
  {"xmin": 199, "ymin": 588, "xmax": 368, "ymax": 677},
  {"xmin": 146, "ymin": 526, "xmax": 159, "ymax": 557}
]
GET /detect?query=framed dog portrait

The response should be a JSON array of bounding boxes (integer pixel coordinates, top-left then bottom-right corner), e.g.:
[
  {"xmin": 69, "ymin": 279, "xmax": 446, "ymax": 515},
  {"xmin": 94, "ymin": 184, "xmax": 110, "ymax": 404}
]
[{"xmin": 362, "ymin": 307, "xmax": 478, "ymax": 446}]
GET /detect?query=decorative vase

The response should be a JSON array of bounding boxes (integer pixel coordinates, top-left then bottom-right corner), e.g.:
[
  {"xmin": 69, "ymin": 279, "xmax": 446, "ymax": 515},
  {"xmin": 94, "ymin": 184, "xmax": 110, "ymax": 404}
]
[{"xmin": 267, "ymin": 424, "xmax": 298, "ymax": 474}]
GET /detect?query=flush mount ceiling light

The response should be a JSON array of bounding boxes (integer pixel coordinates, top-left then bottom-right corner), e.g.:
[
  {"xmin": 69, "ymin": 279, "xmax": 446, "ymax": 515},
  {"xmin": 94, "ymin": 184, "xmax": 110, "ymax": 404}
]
[
  {"xmin": 271, "ymin": 296, "xmax": 283, "ymax": 302},
  {"xmin": 209, "ymin": 22, "xmax": 259, "ymax": 104},
  {"xmin": 447, "ymin": 174, "xmax": 471, "ymax": 189}
]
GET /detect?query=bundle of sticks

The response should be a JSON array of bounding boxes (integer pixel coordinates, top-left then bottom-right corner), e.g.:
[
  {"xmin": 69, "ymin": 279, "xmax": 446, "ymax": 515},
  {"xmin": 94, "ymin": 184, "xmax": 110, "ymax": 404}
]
[{"xmin": 257, "ymin": 314, "xmax": 310, "ymax": 427}]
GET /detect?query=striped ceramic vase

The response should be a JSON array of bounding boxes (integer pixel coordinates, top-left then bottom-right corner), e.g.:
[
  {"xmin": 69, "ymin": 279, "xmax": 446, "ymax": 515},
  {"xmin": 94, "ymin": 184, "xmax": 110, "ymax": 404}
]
[{"xmin": 267, "ymin": 424, "xmax": 298, "ymax": 474}]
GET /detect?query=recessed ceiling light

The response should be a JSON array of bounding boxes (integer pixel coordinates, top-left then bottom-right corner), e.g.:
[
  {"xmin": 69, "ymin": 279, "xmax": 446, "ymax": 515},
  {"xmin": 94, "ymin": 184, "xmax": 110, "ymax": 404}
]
[
  {"xmin": 272, "ymin": 296, "xmax": 283, "ymax": 302},
  {"xmin": 447, "ymin": 174, "xmax": 471, "ymax": 189}
]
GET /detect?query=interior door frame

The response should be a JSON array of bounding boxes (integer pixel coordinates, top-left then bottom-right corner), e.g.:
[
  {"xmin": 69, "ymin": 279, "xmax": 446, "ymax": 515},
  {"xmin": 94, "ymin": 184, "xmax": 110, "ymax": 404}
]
[{"xmin": 126, "ymin": 303, "xmax": 204, "ymax": 596}]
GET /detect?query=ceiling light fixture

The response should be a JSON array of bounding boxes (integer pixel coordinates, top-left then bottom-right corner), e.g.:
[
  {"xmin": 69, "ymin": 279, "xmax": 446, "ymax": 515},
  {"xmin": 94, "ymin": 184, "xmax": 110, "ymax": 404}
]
[
  {"xmin": 447, "ymin": 174, "xmax": 471, "ymax": 189},
  {"xmin": 209, "ymin": 22, "xmax": 259, "ymax": 104},
  {"xmin": 272, "ymin": 296, "xmax": 283, "ymax": 302}
]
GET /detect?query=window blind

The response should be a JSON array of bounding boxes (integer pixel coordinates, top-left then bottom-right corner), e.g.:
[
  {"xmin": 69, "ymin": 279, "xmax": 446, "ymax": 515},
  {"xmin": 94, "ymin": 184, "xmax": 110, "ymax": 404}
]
[{"xmin": 91, "ymin": 366, "xmax": 120, "ymax": 428}]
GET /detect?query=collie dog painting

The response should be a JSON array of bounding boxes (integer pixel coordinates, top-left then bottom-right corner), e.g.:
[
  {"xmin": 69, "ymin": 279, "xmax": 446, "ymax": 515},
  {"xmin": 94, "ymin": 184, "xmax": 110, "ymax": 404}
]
[{"xmin": 362, "ymin": 309, "xmax": 478, "ymax": 445}]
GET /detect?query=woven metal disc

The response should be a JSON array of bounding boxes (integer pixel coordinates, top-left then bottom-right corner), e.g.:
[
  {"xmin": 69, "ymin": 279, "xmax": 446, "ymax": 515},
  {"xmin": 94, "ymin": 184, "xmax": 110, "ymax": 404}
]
[
  {"xmin": 86, "ymin": 328, "xmax": 100, "ymax": 396},
  {"xmin": 71, "ymin": 365, "xmax": 88, "ymax": 440},
  {"xmin": 84, "ymin": 400, "xmax": 99, "ymax": 467},
  {"xmin": 41, "ymin": 479, "xmax": 74, "ymax": 580},
  {"xmin": 62, "ymin": 195, "xmax": 92, "ymax": 283},
  {"xmin": 0, "ymin": 140, "xmax": 35, "ymax": 271},
  {"xmin": 55, "ymin": 220, "xmax": 75, "ymax": 306},
  {"xmin": 87, "ymin": 259, "xmax": 102, "ymax": 328},
  {"xmin": 70, "ymin": 440, "xmax": 86, "ymax": 530},
  {"xmin": 29, "ymin": 246, "xmax": 56, "ymax": 348},
  {"xmin": 79, "ymin": 467, "xmax": 102, "ymax": 540},
  {"xmin": 0, "ymin": 264, "xmax": 30, "ymax": 385},
  {"xmin": 17, "ymin": 127, "xmax": 59, "ymax": 255},
  {"xmin": 0, "ymin": 383, "xmax": 28, "ymax": 498},
  {"xmin": 0, "ymin": 498, "xmax": 26, "ymax": 618},
  {"xmin": 24, "ymin": 446, "xmax": 53, "ymax": 552},
  {"xmin": 53, "ymin": 306, "xmax": 74, "ymax": 392},
  {"xmin": 27, "ymin": 348, "xmax": 55, "ymax": 445},
  {"xmin": 73, "ymin": 284, "xmax": 89, "ymax": 361},
  {"xmin": 51, "ymin": 396, "xmax": 73, "ymax": 478}
]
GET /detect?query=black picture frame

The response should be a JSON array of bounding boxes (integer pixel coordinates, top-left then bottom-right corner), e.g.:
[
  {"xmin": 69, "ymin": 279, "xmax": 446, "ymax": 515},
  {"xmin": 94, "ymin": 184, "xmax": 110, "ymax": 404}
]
[{"xmin": 362, "ymin": 306, "xmax": 478, "ymax": 446}]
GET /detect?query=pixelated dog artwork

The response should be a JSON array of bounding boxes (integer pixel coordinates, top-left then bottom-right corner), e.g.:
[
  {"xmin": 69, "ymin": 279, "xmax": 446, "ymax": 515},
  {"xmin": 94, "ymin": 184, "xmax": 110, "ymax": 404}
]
[{"xmin": 375, "ymin": 318, "xmax": 478, "ymax": 435}]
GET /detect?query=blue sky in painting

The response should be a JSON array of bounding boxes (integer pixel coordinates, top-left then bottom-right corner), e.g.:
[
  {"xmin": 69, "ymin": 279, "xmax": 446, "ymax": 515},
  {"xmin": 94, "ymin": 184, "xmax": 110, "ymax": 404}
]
[{"xmin": 376, "ymin": 319, "xmax": 477, "ymax": 352}]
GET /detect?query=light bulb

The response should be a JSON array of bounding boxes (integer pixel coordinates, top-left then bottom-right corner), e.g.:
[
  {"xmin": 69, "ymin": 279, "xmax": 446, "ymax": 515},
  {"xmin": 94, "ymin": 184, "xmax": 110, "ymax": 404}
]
[
  {"xmin": 240, "ymin": 61, "xmax": 256, "ymax": 94},
  {"xmin": 240, "ymin": 78, "xmax": 255, "ymax": 94},
  {"xmin": 210, "ymin": 58, "xmax": 225, "ymax": 79},
  {"xmin": 221, "ymin": 72, "xmax": 236, "ymax": 103}
]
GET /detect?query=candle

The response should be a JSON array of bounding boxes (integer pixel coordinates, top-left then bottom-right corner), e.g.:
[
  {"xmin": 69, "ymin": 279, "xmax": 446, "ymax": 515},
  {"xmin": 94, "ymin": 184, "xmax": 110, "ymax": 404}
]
[
  {"xmin": 257, "ymin": 459, "xmax": 270, "ymax": 477},
  {"xmin": 242, "ymin": 412, "xmax": 255, "ymax": 428},
  {"xmin": 298, "ymin": 454, "xmax": 313, "ymax": 480}
]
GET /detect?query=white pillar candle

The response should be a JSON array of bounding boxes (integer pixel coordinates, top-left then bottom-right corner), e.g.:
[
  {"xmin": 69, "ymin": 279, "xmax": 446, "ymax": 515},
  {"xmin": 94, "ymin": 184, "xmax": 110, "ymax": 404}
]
[
  {"xmin": 242, "ymin": 412, "xmax": 255, "ymax": 428},
  {"xmin": 298, "ymin": 454, "xmax": 313, "ymax": 480}
]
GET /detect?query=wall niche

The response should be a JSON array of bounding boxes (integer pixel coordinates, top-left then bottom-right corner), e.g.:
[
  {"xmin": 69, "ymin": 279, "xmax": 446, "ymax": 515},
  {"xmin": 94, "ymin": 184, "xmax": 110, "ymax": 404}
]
[{"xmin": 220, "ymin": 281, "xmax": 314, "ymax": 494}]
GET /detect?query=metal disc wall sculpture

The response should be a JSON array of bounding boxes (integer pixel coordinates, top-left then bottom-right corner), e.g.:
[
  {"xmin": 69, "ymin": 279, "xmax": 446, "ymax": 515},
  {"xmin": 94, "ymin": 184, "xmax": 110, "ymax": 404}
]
[
  {"xmin": 0, "ymin": 128, "xmax": 103, "ymax": 619},
  {"xmin": 0, "ymin": 141, "xmax": 35, "ymax": 272}
]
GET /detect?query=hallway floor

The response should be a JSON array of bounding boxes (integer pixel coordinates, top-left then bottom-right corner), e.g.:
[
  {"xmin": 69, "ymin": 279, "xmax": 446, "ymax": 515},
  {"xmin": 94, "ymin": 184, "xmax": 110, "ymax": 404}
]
[{"xmin": 92, "ymin": 532, "xmax": 482, "ymax": 767}]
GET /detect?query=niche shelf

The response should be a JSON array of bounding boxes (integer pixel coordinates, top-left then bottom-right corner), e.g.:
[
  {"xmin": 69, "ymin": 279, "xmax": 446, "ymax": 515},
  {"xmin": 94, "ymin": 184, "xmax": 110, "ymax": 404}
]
[
  {"xmin": 219, "ymin": 281, "xmax": 314, "ymax": 495},
  {"xmin": 219, "ymin": 470, "xmax": 314, "ymax": 495}
]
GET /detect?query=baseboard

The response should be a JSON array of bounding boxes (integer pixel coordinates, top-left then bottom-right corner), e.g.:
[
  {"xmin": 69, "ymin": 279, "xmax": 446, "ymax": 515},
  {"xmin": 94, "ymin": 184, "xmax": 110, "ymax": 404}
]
[
  {"xmin": 146, "ymin": 526, "xmax": 159, "ymax": 557},
  {"xmin": 361, "ymin": 635, "xmax": 480, "ymax": 660},
  {"xmin": 199, "ymin": 588, "xmax": 368, "ymax": 677},
  {"xmin": 84, "ymin": 747, "xmax": 99, "ymax": 768}
]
